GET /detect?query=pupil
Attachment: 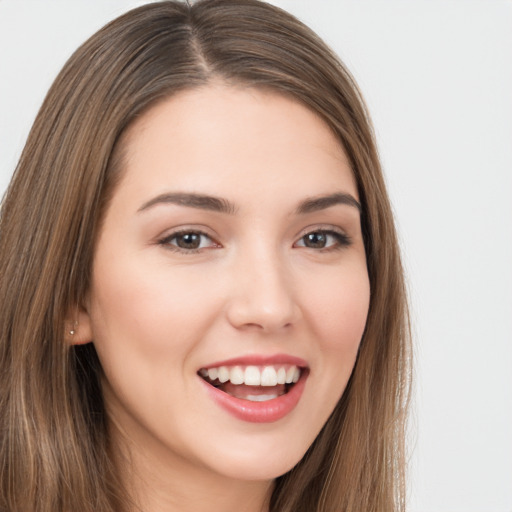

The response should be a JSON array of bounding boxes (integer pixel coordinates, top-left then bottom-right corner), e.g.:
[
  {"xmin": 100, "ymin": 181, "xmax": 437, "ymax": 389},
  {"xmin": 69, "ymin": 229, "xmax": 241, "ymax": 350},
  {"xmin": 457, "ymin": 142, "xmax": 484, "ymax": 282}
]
[
  {"xmin": 178, "ymin": 233, "xmax": 200, "ymax": 249},
  {"xmin": 305, "ymin": 232, "xmax": 326, "ymax": 248}
]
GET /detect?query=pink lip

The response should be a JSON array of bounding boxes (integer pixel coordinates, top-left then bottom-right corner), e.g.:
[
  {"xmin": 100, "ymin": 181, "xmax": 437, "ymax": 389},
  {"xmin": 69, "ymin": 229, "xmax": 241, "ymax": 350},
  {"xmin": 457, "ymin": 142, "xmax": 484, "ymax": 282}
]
[
  {"xmin": 200, "ymin": 353, "xmax": 308, "ymax": 369},
  {"xmin": 199, "ymin": 359, "xmax": 309, "ymax": 423}
]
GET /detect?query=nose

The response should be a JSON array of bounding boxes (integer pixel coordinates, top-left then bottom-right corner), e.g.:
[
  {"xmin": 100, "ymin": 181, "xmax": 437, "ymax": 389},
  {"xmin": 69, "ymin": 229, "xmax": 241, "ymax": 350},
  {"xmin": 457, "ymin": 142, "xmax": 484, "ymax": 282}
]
[{"xmin": 225, "ymin": 249, "xmax": 302, "ymax": 333}]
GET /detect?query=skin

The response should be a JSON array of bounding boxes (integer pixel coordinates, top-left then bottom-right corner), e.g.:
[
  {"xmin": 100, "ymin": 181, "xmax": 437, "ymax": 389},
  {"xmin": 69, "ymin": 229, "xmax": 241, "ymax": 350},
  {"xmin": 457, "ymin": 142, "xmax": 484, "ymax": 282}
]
[{"xmin": 73, "ymin": 84, "xmax": 370, "ymax": 512}]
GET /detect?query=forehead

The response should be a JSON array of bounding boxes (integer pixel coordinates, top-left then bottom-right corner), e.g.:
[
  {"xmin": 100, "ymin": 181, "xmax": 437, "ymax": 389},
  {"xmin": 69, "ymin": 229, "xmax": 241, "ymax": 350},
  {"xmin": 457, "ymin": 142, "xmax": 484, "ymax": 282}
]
[{"xmin": 114, "ymin": 84, "xmax": 357, "ymax": 209}]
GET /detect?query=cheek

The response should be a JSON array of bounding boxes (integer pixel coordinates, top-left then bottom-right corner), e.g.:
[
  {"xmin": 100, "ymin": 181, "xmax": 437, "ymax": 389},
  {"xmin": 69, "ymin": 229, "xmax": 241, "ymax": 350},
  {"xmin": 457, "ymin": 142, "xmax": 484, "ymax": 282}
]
[
  {"xmin": 86, "ymin": 260, "xmax": 216, "ymax": 431},
  {"xmin": 305, "ymin": 261, "xmax": 370, "ymax": 367},
  {"xmin": 89, "ymin": 257, "xmax": 218, "ymax": 354}
]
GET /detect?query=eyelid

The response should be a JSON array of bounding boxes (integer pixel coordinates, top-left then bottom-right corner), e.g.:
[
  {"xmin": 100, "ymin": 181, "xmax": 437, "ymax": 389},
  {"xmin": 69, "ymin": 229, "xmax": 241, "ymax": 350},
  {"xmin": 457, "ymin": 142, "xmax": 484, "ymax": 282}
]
[{"xmin": 295, "ymin": 224, "xmax": 348, "ymax": 239}]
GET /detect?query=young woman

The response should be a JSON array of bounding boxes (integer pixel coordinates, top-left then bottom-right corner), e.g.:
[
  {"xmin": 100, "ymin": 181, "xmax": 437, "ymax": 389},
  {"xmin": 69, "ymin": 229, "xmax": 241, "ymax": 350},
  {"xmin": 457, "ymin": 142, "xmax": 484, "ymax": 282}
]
[{"xmin": 0, "ymin": 1, "xmax": 411, "ymax": 511}]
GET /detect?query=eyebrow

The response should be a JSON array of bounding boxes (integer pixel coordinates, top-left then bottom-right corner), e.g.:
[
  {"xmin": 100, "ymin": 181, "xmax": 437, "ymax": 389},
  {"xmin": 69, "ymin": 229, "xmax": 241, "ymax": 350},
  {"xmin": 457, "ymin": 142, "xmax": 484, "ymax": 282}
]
[
  {"xmin": 137, "ymin": 192, "xmax": 237, "ymax": 214},
  {"xmin": 296, "ymin": 192, "xmax": 361, "ymax": 214},
  {"xmin": 137, "ymin": 191, "xmax": 361, "ymax": 215}
]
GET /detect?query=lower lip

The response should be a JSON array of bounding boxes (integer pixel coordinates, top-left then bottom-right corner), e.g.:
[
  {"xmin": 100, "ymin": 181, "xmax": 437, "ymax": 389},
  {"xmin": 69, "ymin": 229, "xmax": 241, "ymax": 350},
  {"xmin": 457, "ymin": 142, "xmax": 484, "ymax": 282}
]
[{"xmin": 200, "ymin": 371, "xmax": 308, "ymax": 423}]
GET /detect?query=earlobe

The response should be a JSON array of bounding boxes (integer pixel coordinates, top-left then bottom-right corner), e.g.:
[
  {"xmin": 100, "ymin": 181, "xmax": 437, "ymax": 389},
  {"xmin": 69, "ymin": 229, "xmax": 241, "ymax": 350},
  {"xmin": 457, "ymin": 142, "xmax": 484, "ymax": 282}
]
[{"xmin": 65, "ymin": 308, "xmax": 93, "ymax": 345}]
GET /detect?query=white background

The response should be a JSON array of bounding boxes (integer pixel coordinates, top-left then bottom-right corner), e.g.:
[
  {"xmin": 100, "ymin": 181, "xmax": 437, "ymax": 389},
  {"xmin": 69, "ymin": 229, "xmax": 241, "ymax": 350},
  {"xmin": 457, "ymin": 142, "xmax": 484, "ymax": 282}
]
[{"xmin": 1, "ymin": 1, "xmax": 511, "ymax": 511}]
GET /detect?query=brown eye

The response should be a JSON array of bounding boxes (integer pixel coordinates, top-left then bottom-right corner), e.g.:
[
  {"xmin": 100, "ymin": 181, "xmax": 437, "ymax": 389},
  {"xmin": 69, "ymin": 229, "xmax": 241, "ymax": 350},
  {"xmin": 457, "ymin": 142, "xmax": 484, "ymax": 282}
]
[
  {"xmin": 295, "ymin": 230, "xmax": 351, "ymax": 250},
  {"xmin": 160, "ymin": 231, "xmax": 218, "ymax": 252},
  {"xmin": 175, "ymin": 233, "xmax": 202, "ymax": 249},
  {"xmin": 303, "ymin": 232, "xmax": 328, "ymax": 248}
]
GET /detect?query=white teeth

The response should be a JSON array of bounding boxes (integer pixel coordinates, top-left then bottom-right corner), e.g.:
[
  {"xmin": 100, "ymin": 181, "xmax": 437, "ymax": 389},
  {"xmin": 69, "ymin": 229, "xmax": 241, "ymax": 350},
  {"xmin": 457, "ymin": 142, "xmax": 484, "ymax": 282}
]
[
  {"xmin": 245, "ymin": 394, "xmax": 279, "ymax": 402},
  {"xmin": 230, "ymin": 366, "xmax": 245, "ymax": 385},
  {"xmin": 200, "ymin": 364, "xmax": 302, "ymax": 386},
  {"xmin": 260, "ymin": 366, "xmax": 278, "ymax": 386},
  {"xmin": 217, "ymin": 366, "xmax": 230, "ymax": 383},
  {"xmin": 285, "ymin": 366, "xmax": 296, "ymax": 384},
  {"xmin": 244, "ymin": 366, "xmax": 261, "ymax": 385}
]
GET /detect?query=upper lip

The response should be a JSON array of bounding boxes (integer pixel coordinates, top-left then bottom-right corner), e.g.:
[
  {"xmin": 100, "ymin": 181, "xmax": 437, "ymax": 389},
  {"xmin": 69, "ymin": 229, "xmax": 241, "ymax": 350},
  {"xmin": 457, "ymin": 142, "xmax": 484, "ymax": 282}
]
[{"xmin": 200, "ymin": 353, "xmax": 308, "ymax": 370}]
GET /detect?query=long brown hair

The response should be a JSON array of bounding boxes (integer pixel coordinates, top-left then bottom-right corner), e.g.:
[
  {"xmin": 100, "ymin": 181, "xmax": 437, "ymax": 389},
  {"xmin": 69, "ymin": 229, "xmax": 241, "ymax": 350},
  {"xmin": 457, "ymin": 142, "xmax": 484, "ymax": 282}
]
[{"xmin": 0, "ymin": 1, "xmax": 411, "ymax": 510}]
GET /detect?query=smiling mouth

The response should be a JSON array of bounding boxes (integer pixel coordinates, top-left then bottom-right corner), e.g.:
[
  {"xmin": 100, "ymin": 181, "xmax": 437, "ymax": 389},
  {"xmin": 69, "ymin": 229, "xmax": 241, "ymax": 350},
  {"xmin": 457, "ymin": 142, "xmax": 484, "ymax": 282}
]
[{"xmin": 198, "ymin": 364, "xmax": 303, "ymax": 402}]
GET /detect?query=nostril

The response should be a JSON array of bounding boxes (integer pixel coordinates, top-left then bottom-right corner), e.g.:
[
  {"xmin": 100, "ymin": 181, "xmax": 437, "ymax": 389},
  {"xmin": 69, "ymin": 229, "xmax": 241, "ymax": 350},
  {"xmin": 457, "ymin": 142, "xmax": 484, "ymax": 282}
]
[
  {"xmin": 226, "ymin": 298, "xmax": 302, "ymax": 333},
  {"xmin": 224, "ymin": 263, "xmax": 302, "ymax": 331}
]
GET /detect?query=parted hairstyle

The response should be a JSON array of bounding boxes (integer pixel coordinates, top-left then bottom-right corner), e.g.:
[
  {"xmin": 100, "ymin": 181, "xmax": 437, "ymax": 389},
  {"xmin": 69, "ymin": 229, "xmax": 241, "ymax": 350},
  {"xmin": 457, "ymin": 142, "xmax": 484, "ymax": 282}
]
[{"xmin": 0, "ymin": 1, "xmax": 411, "ymax": 511}]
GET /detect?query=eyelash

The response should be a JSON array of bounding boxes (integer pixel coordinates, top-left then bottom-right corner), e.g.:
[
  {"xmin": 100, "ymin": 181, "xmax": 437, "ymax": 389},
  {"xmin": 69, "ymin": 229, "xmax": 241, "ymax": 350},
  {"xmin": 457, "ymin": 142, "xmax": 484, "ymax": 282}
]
[
  {"xmin": 158, "ymin": 228, "xmax": 351, "ymax": 254},
  {"xmin": 158, "ymin": 229, "xmax": 218, "ymax": 254},
  {"xmin": 294, "ymin": 229, "xmax": 351, "ymax": 251}
]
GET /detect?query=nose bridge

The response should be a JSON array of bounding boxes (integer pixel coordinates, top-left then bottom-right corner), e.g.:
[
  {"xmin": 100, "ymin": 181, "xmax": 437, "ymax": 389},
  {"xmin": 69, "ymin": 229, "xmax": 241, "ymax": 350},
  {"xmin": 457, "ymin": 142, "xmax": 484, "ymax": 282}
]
[{"xmin": 226, "ymin": 241, "xmax": 301, "ymax": 331}]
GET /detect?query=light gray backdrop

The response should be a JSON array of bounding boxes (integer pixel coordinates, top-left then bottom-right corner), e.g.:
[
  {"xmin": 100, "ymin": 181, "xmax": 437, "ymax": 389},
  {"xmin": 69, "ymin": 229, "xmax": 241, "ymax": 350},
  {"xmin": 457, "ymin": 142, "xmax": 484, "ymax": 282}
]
[{"xmin": 1, "ymin": 1, "xmax": 511, "ymax": 511}]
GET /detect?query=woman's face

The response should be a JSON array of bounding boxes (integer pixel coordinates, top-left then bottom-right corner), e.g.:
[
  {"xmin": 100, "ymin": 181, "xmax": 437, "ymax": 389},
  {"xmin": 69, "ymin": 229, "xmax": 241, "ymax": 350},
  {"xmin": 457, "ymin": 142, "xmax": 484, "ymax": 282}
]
[{"xmin": 82, "ymin": 85, "xmax": 370, "ymax": 482}]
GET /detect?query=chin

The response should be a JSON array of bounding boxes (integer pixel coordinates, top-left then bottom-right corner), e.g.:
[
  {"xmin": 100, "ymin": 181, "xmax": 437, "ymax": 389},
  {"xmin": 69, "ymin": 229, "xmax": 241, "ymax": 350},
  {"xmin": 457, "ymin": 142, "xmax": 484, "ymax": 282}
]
[
  {"xmin": 211, "ymin": 454, "xmax": 301, "ymax": 482},
  {"xmin": 194, "ymin": 429, "xmax": 313, "ymax": 482}
]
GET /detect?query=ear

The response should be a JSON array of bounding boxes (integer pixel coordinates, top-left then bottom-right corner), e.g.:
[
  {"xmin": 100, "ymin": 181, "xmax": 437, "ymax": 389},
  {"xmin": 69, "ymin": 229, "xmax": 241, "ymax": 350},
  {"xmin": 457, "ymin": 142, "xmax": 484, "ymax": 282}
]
[{"xmin": 65, "ymin": 307, "xmax": 93, "ymax": 345}]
